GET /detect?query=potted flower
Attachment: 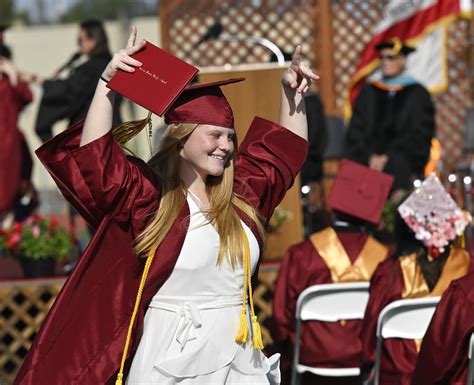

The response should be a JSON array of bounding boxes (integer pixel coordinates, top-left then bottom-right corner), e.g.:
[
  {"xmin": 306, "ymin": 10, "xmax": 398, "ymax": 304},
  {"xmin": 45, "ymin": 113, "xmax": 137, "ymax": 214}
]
[{"xmin": 0, "ymin": 214, "xmax": 73, "ymax": 278}]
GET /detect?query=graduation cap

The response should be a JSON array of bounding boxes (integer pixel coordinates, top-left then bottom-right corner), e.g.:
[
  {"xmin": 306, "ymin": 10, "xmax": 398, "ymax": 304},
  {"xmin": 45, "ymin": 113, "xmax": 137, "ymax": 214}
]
[
  {"xmin": 164, "ymin": 78, "xmax": 244, "ymax": 129},
  {"xmin": 375, "ymin": 37, "xmax": 415, "ymax": 56},
  {"xmin": 398, "ymin": 175, "xmax": 472, "ymax": 256},
  {"xmin": 327, "ymin": 159, "xmax": 394, "ymax": 224}
]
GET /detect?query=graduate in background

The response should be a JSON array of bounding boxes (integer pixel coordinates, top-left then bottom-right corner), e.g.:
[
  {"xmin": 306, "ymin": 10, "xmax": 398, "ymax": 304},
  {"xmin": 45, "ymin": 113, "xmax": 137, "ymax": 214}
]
[
  {"xmin": 411, "ymin": 271, "xmax": 474, "ymax": 385},
  {"xmin": 24, "ymin": 19, "xmax": 122, "ymax": 142},
  {"xmin": 344, "ymin": 38, "xmax": 435, "ymax": 191},
  {"xmin": 360, "ymin": 175, "xmax": 473, "ymax": 385},
  {"xmin": 271, "ymin": 159, "xmax": 392, "ymax": 385},
  {"xmin": 0, "ymin": 26, "xmax": 36, "ymax": 228}
]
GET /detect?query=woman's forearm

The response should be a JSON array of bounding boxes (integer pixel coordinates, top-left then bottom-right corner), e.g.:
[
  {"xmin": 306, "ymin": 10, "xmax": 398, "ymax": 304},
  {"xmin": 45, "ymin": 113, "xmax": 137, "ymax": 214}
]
[
  {"xmin": 80, "ymin": 79, "xmax": 115, "ymax": 146},
  {"xmin": 80, "ymin": 26, "xmax": 145, "ymax": 147},
  {"xmin": 278, "ymin": 85, "xmax": 308, "ymax": 141}
]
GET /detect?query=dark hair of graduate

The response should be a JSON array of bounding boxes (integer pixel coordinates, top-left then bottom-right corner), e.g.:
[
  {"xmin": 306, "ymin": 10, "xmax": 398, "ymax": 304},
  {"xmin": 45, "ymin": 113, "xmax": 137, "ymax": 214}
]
[
  {"xmin": 392, "ymin": 210, "xmax": 425, "ymax": 259},
  {"xmin": 0, "ymin": 44, "xmax": 12, "ymax": 59},
  {"xmin": 80, "ymin": 19, "xmax": 110, "ymax": 57}
]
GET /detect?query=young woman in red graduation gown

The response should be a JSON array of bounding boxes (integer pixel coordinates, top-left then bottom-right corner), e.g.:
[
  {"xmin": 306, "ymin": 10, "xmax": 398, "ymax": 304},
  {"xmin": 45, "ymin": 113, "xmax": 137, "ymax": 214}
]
[
  {"xmin": 360, "ymin": 212, "xmax": 473, "ymax": 385},
  {"xmin": 411, "ymin": 272, "xmax": 474, "ymax": 385},
  {"xmin": 14, "ymin": 27, "xmax": 318, "ymax": 385},
  {"xmin": 0, "ymin": 46, "xmax": 33, "ymax": 227}
]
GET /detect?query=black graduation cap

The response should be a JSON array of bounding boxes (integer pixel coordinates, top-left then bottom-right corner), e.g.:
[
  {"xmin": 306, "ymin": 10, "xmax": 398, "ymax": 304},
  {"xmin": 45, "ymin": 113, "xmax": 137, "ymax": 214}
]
[{"xmin": 375, "ymin": 37, "xmax": 416, "ymax": 56}]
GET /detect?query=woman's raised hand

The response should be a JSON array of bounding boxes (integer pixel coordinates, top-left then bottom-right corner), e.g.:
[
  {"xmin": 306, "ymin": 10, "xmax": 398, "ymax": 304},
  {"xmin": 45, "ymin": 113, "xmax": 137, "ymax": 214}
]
[
  {"xmin": 101, "ymin": 25, "xmax": 145, "ymax": 82},
  {"xmin": 281, "ymin": 46, "xmax": 319, "ymax": 94}
]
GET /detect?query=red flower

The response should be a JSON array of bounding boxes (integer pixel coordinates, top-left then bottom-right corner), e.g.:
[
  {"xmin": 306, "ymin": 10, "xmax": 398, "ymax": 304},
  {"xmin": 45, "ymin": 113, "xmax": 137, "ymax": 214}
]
[
  {"xmin": 428, "ymin": 246, "xmax": 441, "ymax": 259},
  {"xmin": 12, "ymin": 223, "xmax": 23, "ymax": 234},
  {"xmin": 7, "ymin": 232, "xmax": 21, "ymax": 249},
  {"xmin": 49, "ymin": 216, "xmax": 58, "ymax": 232}
]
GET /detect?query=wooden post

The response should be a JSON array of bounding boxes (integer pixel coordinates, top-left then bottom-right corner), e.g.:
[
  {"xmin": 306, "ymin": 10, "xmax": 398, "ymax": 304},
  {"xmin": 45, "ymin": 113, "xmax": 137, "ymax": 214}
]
[
  {"xmin": 158, "ymin": 0, "xmax": 173, "ymax": 51},
  {"xmin": 318, "ymin": 0, "xmax": 338, "ymax": 116}
]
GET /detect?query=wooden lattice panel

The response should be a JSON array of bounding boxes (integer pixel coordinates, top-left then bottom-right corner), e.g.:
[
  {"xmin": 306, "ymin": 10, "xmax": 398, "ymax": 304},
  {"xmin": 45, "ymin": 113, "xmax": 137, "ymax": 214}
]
[
  {"xmin": 160, "ymin": 0, "xmax": 317, "ymax": 68},
  {"xmin": 432, "ymin": 19, "xmax": 471, "ymax": 172},
  {"xmin": 0, "ymin": 279, "xmax": 64, "ymax": 385},
  {"xmin": 326, "ymin": 1, "xmax": 387, "ymax": 112}
]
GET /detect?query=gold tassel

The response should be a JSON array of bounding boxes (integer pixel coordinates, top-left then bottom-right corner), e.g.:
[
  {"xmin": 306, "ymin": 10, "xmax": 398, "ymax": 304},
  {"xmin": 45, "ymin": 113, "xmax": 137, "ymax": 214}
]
[
  {"xmin": 115, "ymin": 373, "xmax": 123, "ymax": 385},
  {"xmin": 112, "ymin": 111, "xmax": 152, "ymax": 145},
  {"xmin": 242, "ymin": 229, "xmax": 265, "ymax": 350},
  {"xmin": 251, "ymin": 315, "xmax": 264, "ymax": 350},
  {"xmin": 459, "ymin": 233, "xmax": 466, "ymax": 249},
  {"xmin": 235, "ymin": 310, "xmax": 249, "ymax": 343}
]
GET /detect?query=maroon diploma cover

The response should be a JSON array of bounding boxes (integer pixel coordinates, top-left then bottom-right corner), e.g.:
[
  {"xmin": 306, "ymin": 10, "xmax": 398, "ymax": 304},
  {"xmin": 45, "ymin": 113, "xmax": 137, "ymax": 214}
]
[{"xmin": 107, "ymin": 41, "xmax": 199, "ymax": 115}]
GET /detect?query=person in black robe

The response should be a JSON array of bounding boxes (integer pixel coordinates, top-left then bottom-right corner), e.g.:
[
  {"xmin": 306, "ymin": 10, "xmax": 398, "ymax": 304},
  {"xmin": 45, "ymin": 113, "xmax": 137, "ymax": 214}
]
[
  {"xmin": 344, "ymin": 38, "xmax": 435, "ymax": 191},
  {"xmin": 24, "ymin": 19, "xmax": 122, "ymax": 142}
]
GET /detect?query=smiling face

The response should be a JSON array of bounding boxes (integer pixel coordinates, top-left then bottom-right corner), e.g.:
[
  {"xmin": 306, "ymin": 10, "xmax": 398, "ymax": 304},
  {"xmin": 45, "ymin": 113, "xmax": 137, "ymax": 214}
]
[{"xmin": 179, "ymin": 124, "xmax": 236, "ymax": 180}]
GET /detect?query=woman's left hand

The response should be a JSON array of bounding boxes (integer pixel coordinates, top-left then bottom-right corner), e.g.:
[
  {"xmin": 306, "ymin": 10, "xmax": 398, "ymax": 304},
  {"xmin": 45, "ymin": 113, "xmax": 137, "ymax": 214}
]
[{"xmin": 281, "ymin": 46, "xmax": 319, "ymax": 94}]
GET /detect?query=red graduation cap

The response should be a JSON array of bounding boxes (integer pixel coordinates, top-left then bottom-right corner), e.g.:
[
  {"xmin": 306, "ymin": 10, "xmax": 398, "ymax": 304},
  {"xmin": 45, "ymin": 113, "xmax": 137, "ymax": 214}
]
[
  {"xmin": 164, "ymin": 78, "xmax": 244, "ymax": 129},
  {"xmin": 328, "ymin": 159, "xmax": 394, "ymax": 224}
]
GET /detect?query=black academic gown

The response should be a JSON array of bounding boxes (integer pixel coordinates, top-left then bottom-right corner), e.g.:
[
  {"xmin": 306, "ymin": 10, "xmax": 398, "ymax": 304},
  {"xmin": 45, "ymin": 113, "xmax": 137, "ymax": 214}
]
[
  {"xmin": 35, "ymin": 53, "xmax": 122, "ymax": 142},
  {"xmin": 344, "ymin": 82, "xmax": 435, "ymax": 191}
]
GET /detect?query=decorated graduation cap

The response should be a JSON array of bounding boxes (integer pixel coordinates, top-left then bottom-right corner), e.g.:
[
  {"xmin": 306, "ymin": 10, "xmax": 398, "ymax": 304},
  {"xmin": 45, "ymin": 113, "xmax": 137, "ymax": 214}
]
[
  {"xmin": 398, "ymin": 174, "xmax": 472, "ymax": 257},
  {"xmin": 327, "ymin": 159, "xmax": 394, "ymax": 224},
  {"xmin": 375, "ymin": 37, "xmax": 416, "ymax": 56}
]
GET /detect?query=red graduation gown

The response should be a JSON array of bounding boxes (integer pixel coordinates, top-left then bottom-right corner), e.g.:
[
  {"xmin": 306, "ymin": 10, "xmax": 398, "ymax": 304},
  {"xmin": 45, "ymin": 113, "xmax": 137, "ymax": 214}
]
[
  {"xmin": 360, "ymin": 250, "xmax": 473, "ymax": 385},
  {"xmin": 271, "ymin": 230, "xmax": 388, "ymax": 385},
  {"xmin": 14, "ymin": 116, "xmax": 308, "ymax": 385},
  {"xmin": 0, "ymin": 77, "xmax": 32, "ymax": 212},
  {"xmin": 411, "ymin": 272, "xmax": 474, "ymax": 385}
]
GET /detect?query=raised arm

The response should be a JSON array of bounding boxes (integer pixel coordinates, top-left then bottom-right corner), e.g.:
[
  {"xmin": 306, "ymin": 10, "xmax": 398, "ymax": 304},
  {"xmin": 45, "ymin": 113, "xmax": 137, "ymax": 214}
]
[
  {"xmin": 80, "ymin": 26, "xmax": 145, "ymax": 146},
  {"xmin": 278, "ymin": 46, "xmax": 319, "ymax": 140}
]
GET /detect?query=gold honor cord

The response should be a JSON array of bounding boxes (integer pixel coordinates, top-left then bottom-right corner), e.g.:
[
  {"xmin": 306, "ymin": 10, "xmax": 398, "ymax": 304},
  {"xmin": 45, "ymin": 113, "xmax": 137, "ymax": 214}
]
[
  {"xmin": 234, "ymin": 229, "xmax": 264, "ymax": 350},
  {"xmin": 115, "ymin": 246, "xmax": 156, "ymax": 385}
]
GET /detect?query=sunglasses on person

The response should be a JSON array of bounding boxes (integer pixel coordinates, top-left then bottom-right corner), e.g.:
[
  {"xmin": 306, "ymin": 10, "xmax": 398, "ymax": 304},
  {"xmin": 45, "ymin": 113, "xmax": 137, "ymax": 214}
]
[{"xmin": 379, "ymin": 54, "xmax": 401, "ymax": 61}]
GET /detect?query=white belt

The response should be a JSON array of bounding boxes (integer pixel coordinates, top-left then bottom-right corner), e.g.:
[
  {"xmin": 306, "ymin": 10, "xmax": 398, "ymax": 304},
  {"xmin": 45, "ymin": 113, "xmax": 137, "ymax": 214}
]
[{"xmin": 149, "ymin": 297, "xmax": 242, "ymax": 350}]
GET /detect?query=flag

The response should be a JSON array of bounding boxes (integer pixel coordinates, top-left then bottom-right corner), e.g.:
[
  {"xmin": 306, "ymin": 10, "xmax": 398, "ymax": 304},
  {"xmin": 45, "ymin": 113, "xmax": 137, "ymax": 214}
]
[{"xmin": 345, "ymin": 0, "xmax": 471, "ymax": 119}]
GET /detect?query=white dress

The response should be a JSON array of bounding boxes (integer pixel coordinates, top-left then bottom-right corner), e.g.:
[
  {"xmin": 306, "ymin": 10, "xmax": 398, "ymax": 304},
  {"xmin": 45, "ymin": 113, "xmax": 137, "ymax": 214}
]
[{"xmin": 126, "ymin": 193, "xmax": 281, "ymax": 385}]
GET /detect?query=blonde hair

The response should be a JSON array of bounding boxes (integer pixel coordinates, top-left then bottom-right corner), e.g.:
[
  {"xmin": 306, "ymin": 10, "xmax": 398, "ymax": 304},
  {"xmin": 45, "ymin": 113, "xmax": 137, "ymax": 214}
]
[{"xmin": 134, "ymin": 122, "xmax": 266, "ymax": 267}]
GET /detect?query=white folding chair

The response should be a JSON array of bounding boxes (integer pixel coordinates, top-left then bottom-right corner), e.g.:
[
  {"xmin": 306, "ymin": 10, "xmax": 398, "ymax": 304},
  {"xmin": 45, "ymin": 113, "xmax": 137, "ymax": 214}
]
[
  {"xmin": 467, "ymin": 333, "xmax": 474, "ymax": 385},
  {"xmin": 373, "ymin": 297, "xmax": 441, "ymax": 385},
  {"xmin": 291, "ymin": 282, "xmax": 370, "ymax": 385}
]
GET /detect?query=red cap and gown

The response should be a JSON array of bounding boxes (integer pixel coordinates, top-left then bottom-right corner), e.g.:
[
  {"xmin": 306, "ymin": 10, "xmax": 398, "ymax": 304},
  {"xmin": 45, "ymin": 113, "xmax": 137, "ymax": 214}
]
[
  {"xmin": 0, "ymin": 26, "xmax": 33, "ymax": 215},
  {"xmin": 360, "ymin": 176, "xmax": 473, "ymax": 385},
  {"xmin": 14, "ymin": 78, "xmax": 308, "ymax": 384},
  {"xmin": 411, "ymin": 272, "xmax": 474, "ymax": 385},
  {"xmin": 271, "ymin": 159, "xmax": 392, "ymax": 385}
]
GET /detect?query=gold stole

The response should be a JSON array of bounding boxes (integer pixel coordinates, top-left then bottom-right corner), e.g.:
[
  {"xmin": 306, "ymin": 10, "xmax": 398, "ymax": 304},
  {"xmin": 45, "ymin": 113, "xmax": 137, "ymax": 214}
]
[
  {"xmin": 309, "ymin": 227, "xmax": 388, "ymax": 283},
  {"xmin": 399, "ymin": 248, "xmax": 471, "ymax": 351}
]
